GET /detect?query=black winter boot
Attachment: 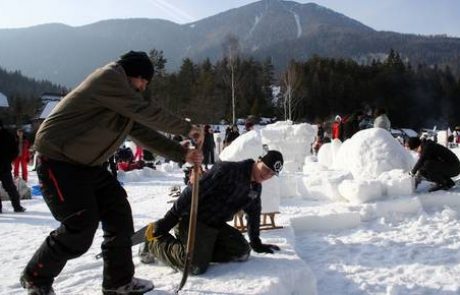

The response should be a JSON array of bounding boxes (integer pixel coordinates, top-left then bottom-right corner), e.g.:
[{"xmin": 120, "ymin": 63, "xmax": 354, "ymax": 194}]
[{"xmin": 20, "ymin": 274, "xmax": 55, "ymax": 295}]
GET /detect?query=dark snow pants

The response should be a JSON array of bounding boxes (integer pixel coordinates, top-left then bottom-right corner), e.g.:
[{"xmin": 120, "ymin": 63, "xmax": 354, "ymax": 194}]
[
  {"xmin": 0, "ymin": 161, "xmax": 22, "ymax": 211},
  {"xmin": 419, "ymin": 159, "xmax": 460, "ymax": 186},
  {"xmin": 22, "ymin": 157, "xmax": 134, "ymax": 289},
  {"xmin": 147, "ymin": 219, "xmax": 250, "ymax": 274}
]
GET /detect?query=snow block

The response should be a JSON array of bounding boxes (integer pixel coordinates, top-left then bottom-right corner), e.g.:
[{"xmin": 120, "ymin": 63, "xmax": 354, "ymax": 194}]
[
  {"xmin": 261, "ymin": 177, "xmax": 281, "ymax": 213},
  {"xmin": 298, "ymin": 170, "xmax": 351, "ymax": 201},
  {"xmin": 360, "ymin": 197, "xmax": 423, "ymax": 221},
  {"xmin": 219, "ymin": 130, "xmax": 264, "ymax": 162},
  {"xmin": 279, "ymin": 174, "xmax": 300, "ymax": 198},
  {"xmin": 338, "ymin": 179, "xmax": 383, "ymax": 204},
  {"xmin": 261, "ymin": 121, "xmax": 316, "ymax": 172},
  {"xmin": 290, "ymin": 213, "xmax": 361, "ymax": 233},
  {"xmin": 317, "ymin": 142, "xmax": 333, "ymax": 168},
  {"xmin": 378, "ymin": 169, "xmax": 414, "ymax": 196}
]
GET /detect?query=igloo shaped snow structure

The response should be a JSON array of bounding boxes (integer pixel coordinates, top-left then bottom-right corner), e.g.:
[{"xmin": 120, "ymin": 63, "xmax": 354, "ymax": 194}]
[{"xmin": 334, "ymin": 128, "xmax": 414, "ymax": 179}]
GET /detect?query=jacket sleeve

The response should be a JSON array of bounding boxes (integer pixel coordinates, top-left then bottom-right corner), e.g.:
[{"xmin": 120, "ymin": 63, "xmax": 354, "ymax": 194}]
[
  {"xmin": 411, "ymin": 143, "xmax": 432, "ymax": 174},
  {"xmin": 129, "ymin": 122, "xmax": 186, "ymax": 163},
  {"xmin": 169, "ymin": 163, "xmax": 230, "ymax": 218},
  {"xmin": 93, "ymin": 67, "xmax": 192, "ymax": 137},
  {"xmin": 243, "ymin": 187, "xmax": 262, "ymax": 244}
]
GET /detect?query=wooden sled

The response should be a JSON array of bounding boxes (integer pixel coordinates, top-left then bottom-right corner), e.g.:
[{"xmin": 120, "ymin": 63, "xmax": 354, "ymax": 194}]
[{"xmin": 233, "ymin": 210, "xmax": 283, "ymax": 232}]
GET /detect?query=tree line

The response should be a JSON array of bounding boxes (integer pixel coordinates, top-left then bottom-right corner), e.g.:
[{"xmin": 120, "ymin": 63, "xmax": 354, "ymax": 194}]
[
  {"xmin": 0, "ymin": 67, "xmax": 66, "ymax": 126},
  {"xmin": 279, "ymin": 49, "xmax": 460, "ymax": 129},
  {"xmin": 147, "ymin": 48, "xmax": 460, "ymax": 129}
]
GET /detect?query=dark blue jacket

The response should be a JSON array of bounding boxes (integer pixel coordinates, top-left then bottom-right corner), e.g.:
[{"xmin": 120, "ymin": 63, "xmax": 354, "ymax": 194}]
[
  {"xmin": 159, "ymin": 159, "xmax": 262, "ymax": 243},
  {"xmin": 0, "ymin": 128, "xmax": 19, "ymax": 166}
]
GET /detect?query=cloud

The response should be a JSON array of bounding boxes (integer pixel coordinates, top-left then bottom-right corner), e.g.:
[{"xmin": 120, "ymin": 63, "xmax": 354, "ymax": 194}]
[{"xmin": 148, "ymin": 0, "xmax": 195, "ymax": 23}]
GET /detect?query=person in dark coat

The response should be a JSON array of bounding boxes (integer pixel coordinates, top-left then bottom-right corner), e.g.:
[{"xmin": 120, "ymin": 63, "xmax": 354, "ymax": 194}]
[
  {"xmin": 223, "ymin": 125, "xmax": 240, "ymax": 147},
  {"xmin": 0, "ymin": 120, "xmax": 26, "ymax": 213},
  {"xmin": 407, "ymin": 137, "xmax": 460, "ymax": 192},
  {"xmin": 139, "ymin": 150, "xmax": 284, "ymax": 274},
  {"xmin": 342, "ymin": 111, "xmax": 363, "ymax": 140},
  {"xmin": 202, "ymin": 125, "xmax": 215, "ymax": 170}
]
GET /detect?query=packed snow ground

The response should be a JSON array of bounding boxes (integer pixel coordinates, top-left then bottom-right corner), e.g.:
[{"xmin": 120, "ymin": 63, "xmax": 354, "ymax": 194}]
[{"xmin": 2, "ymin": 123, "xmax": 460, "ymax": 294}]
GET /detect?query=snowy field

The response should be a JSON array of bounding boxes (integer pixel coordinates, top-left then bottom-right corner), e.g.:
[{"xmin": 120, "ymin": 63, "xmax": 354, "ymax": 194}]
[{"xmin": 2, "ymin": 123, "xmax": 460, "ymax": 295}]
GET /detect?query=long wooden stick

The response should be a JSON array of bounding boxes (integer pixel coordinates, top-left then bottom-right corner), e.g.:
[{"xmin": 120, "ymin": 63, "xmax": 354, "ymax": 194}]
[{"xmin": 176, "ymin": 162, "xmax": 200, "ymax": 293}]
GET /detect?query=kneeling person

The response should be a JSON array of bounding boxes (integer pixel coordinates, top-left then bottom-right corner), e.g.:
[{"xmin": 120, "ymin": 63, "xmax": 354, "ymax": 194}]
[
  {"xmin": 406, "ymin": 137, "xmax": 460, "ymax": 192},
  {"xmin": 140, "ymin": 150, "xmax": 283, "ymax": 274}
]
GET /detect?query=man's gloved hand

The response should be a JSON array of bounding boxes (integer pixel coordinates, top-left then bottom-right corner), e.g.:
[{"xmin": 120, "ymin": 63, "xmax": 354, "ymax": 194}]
[
  {"xmin": 145, "ymin": 212, "xmax": 179, "ymax": 242},
  {"xmin": 250, "ymin": 240, "xmax": 280, "ymax": 254}
]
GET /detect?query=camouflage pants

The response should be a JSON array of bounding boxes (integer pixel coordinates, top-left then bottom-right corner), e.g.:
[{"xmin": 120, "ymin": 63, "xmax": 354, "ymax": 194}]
[{"xmin": 147, "ymin": 219, "xmax": 250, "ymax": 274}]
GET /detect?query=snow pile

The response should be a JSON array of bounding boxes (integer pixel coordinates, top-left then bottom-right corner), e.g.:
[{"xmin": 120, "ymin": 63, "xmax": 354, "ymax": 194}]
[
  {"xmin": 117, "ymin": 167, "xmax": 167, "ymax": 182},
  {"xmin": 334, "ymin": 128, "xmax": 414, "ymax": 179},
  {"xmin": 261, "ymin": 121, "xmax": 317, "ymax": 172},
  {"xmin": 338, "ymin": 179, "xmax": 383, "ymax": 204},
  {"xmin": 157, "ymin": 161, "xmax": 179, "ymax": 173},
  {"xmin": 219, "ymin": 130, "xmax": 264, "ymax": 162}
]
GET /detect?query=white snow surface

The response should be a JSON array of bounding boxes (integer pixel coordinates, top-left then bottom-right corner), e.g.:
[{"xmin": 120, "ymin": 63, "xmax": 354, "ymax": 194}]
[
  {"xmin": 291, "ymin": 11, "xmax": 302, "ymax": 38},
  {"xmin": 3, "ymin": 122, "xmax": 460, "ymax": 294}
]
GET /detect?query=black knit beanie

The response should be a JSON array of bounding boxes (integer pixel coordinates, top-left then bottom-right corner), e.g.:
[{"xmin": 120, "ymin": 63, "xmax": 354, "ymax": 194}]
[{"xmin": 117, "ymin": 51, "xmax": 154, "ymax": 81}]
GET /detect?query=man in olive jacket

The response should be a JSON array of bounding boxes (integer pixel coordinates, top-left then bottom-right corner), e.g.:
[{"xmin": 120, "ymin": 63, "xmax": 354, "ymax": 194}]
[{"xmin": 20, "ymin": 51, "xmax": 203, "ymax": 295}]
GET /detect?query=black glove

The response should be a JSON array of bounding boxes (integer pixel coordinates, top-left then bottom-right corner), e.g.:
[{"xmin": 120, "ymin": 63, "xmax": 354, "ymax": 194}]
[{"xmin": 250, "ymin": 241, "xmax": 280, "ymax": 254}]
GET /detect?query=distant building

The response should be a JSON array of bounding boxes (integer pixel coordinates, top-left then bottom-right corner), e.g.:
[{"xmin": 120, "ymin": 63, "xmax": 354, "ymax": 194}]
[
  {"xmin": 0, "ymin": 92, "xmax": 8, "ymax": 108},
  {"xmin": 31, "ymin": 92, "xmax": 65, "ymax": 131}
]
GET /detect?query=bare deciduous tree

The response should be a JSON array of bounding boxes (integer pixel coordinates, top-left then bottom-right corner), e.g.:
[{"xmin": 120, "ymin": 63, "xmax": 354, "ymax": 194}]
[
  {"xmin": 281, "ymin": 61, "xmax": 303, "ymax": 121},
  {"xmin": 222, "ymin": 34, "xmax": 241, "ymax": 124}
]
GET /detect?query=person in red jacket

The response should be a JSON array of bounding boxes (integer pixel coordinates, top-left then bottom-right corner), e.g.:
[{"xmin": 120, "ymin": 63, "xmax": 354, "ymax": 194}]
[
  {"xmin": 13, "ymin": 129, "xmax": 30, "ymax": 182},
  {"xmin": 331, "ymin": 115, "xmax": 343, "ymax": 141}
]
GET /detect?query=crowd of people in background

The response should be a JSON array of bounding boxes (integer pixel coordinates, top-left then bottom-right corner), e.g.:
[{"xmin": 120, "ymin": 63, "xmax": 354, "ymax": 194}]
[{"xmin": 312, "ymin": 107, "xmax": 392, "ymax": 155}]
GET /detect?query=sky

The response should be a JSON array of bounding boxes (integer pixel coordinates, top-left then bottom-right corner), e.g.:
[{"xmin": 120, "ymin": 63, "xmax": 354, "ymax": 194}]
[{"xmin": 0, "ymin": 0, "xmax": 459, "ymax": 37}]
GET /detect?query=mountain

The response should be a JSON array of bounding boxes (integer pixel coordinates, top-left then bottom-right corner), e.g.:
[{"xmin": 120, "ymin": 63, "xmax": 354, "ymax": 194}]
[{"xmin": 1, "ymin": 0, "xmax": 459, "ymax": 87}]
